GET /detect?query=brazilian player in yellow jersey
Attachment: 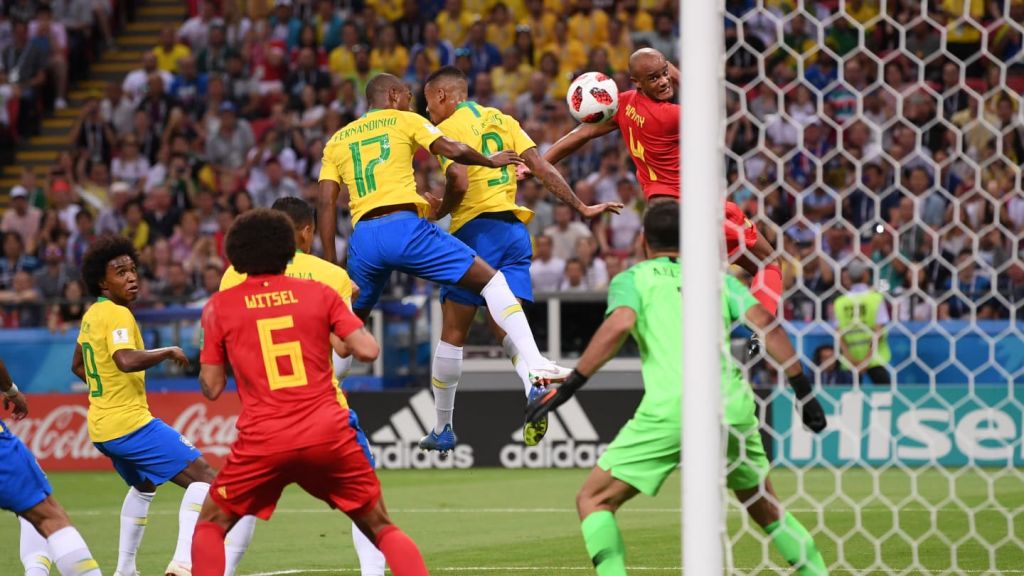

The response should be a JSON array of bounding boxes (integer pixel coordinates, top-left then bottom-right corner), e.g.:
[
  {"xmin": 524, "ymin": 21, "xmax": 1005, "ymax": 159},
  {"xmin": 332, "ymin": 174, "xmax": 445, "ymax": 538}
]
[
  {"xmin": 418, "ymin": 65, "xmax": 623, "ymax": 452},
  {"xmin": 72, "ymin": 235, "xmax": 255, "ymax": 576},
  {"xmin": 218, "ymin": 197, "xmax": 386, "ymax": 575},
  {"xmin": 317, "ymin": 74, "xmax": 574, "ymax": 458}
]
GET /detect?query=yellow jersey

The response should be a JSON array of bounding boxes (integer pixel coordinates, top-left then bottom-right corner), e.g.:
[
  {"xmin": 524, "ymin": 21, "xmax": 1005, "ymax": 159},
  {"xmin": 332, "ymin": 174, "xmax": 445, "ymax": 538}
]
[
  {"xmin": 436, "ymin": 101, "xmax": 535, "ymax": 234},
  {"xmin": 153, "ymin": 44, "xmax": 191, "ymax": 73},
  {"xmin": 77, "ymin": 298, "xmax": 153, "ymax": 442},
  {"xmin": 220, "ymin": 251, "xmax": 354, "ymax": 409},
  {"xmin": 319, "ymin": 108, "xmax": 443, "ymax": 225}
]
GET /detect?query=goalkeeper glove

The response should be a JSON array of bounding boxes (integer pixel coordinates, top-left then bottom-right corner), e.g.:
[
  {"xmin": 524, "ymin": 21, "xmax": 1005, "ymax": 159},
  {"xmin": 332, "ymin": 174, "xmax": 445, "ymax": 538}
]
[
  {"xmin": 788, "ymin": 372, "xmax": 827, "ymax": 433},
  {"xmin": 525, "ymin": 369, "xmax": 588, "ymax": 424}
]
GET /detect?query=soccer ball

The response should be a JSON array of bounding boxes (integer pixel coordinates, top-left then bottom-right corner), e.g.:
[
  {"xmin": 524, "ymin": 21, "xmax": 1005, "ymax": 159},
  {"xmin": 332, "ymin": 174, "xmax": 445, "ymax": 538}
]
[{"xmin": 566, "ymin": 72, "xmax": 619, "ymax": 124}]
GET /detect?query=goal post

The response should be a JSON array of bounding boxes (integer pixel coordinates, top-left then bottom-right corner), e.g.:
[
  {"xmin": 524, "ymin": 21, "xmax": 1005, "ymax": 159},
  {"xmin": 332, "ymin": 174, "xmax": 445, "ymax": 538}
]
[{"xmin": 680, "ymin": 1, "xmax": 725, "ymax": 575}]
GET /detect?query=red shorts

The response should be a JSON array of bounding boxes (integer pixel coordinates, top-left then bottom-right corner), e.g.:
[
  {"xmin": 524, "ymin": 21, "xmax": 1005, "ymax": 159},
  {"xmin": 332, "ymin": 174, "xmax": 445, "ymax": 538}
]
[
  {"xmin": 724, "ymin": 201, "xmax": 759, "ymax": 257},
  {"xmin": 209, "ymin": 425, "xmax": 380, "ymax": 521}
]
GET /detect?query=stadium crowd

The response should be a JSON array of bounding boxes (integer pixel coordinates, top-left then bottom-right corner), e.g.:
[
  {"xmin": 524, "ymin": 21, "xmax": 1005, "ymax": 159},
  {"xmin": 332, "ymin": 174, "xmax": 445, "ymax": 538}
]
[{"xmin": 0, "ymin": 0, "xmax": 1020, "ymax": 335}]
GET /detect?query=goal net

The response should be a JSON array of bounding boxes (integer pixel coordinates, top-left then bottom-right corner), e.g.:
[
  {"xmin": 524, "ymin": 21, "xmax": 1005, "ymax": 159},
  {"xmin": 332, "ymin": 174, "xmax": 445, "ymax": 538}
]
[{"xmin": 718, "ymin": 1, "xmax": 1024, "ymax": 573}]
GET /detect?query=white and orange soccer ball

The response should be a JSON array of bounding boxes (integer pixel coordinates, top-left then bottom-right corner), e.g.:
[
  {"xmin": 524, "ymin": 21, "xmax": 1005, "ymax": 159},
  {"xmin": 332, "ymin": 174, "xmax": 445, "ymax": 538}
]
[{"xmin": 566, "ymin": 72, "xmax": 619, "ymax": 124}]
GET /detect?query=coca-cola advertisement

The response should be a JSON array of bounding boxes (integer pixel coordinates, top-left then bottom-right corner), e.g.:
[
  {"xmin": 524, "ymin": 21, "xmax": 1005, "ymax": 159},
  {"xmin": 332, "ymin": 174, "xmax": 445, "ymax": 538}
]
[{"xmin": 7, "ymin": 393, "xmax": 242, "ymax": 471}]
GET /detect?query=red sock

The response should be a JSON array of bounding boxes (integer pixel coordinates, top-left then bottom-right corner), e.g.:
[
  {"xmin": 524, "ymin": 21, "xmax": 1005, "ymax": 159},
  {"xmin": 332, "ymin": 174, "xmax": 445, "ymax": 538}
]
[
  {"xmin": 752, "ymin": 263, "xmax": 782, "ymax": 316},
  {"xmin": 191, "ymin": 521, "xmax": 227, "ymax": 576},
  {"xmin": 376, "ymin": 524, "xmax": 429, "ymax": 576}
]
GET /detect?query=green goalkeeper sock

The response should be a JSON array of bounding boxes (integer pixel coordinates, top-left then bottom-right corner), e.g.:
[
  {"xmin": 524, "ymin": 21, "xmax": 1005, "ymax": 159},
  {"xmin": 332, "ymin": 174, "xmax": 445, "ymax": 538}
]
[
  {"xmin": 763, "ymin": 512, "xmax": 828, "ymax": 575},
  {"xmin": 580, "ymin": 510, "xmax": 628, "ymax": 576}
]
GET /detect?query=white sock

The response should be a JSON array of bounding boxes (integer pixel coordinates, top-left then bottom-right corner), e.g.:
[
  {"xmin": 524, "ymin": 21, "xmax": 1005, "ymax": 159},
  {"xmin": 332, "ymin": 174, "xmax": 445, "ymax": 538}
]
[
  {"xmin": 19, "ymin": 516, "xmax": 52, "ymax": 576},
  {"xmin": 502, "ymin": 335, "xmax": 534, "ymax": 397},
  {"xmin": 118, "ymin": 487, "xmax": 155, "ymax": 574},
  {"xmin": 352, "ymin": 521, "xmax": 386, "ymax": 576},
  {"xmin": 335, "ymin": 353, "xmax": 353, "ymax": 381},
  {"xmin": 480, "ymin": 272, "xmax": 546, "ymax": 370},
  {"xmin": 172, "ymin": 481, "xmax": 210, "ymax": 566},
  {"xmin": 431, "ymin": 340, "xmax": 463, "ymax": 434},
  {"xmin": 224, "ymin": 515, "xmax": 258, "ymax": 576},
  {"xmin": 47, "ymin": 526, "xmax": 101, "ymax": 576}
]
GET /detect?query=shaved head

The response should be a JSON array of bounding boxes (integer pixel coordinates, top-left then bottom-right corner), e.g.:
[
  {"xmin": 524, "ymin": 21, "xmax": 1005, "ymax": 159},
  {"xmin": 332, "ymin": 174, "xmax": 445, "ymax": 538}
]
[
  {"xmin": 424, "ymin": 66, "xmax": 469, "ymax": 124},
  {"xmin": 365, "ymin": 73, "xmax": 407, "ymax": 108},
  {"xmin": 424, "ymin": 65, "xmax": 468, "ymax": 98},
  {"xmin": 628, "ymin": 48, "xmax": 675, "ymax": 102}
]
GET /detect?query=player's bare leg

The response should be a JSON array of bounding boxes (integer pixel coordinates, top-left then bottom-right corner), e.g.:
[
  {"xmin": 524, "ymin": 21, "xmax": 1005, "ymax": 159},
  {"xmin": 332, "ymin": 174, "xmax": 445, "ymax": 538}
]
[
  {"xmin": 575, "ymin": 467, "xmax": 639, "ymax": 576},
  {"xmin": 169, "ymin": 458, "xmax": 257, "ymax": 576},
  {"xmin": 457, "ymin": 257, "xmax": 571, "ymax": 385},
  {"xmin": 735, "ymin": 478, "xmax": 828, "ymax": 575},
  {"xmin": 20, "ymin": 496, "xmax": 101, "ymax": 576},
  {"xmin": 349, "ymin": 497, "xmax": 430, "ymax": 576}
]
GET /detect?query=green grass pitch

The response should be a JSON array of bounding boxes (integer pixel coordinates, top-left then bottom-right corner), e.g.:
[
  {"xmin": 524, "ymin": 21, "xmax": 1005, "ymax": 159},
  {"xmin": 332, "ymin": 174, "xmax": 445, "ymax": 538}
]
[{"xmin": 3, "ymin": 468, "xmax": 1022, "ymax": 574}]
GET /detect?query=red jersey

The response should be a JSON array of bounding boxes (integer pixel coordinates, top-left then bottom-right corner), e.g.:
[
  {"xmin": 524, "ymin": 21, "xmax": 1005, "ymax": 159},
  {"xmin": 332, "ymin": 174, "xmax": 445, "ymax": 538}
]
[
  {"xmin": 200, "ymin": 275, "xmax": 363, "ymax": 455},
  {"xmin": 613, "ymin": 89, "xmax": 680, "ymax": 199}
]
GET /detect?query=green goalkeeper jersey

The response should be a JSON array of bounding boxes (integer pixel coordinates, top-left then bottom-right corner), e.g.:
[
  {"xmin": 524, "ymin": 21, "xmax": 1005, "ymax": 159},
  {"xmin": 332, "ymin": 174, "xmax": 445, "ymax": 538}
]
[{"xmin": 606, "ymin": 258, "xmax": 759, "ymax": 427}]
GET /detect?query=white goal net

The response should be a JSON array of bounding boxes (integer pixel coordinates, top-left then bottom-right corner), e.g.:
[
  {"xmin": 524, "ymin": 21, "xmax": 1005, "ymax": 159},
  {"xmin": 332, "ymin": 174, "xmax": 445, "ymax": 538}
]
[{"xmin": 719, "ymin": 1, "xmax": 1024, "ymax": 573}]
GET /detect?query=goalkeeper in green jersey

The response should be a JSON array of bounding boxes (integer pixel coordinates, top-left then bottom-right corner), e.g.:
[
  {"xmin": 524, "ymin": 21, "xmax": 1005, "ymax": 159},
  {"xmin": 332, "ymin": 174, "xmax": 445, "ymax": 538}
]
[{"xmin": 526, "ymin": 201, "xmax": 830, "ymax": 575}]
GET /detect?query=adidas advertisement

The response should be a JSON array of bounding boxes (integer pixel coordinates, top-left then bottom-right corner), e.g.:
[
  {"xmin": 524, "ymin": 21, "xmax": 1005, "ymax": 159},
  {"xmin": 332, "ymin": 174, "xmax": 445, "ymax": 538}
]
[{"xmin": 347, "ymin": 389, "xmax": 643, "ymax": 469}]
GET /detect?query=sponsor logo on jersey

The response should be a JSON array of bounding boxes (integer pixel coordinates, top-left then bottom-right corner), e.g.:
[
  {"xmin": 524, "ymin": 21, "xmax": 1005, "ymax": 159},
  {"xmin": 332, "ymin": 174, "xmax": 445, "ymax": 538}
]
[
  {"xmin": 367, "ymin": 390, "xmax": 474, "ymax": 469},
  {"xmin": 499, "ymin": 397, "xmax": 608, "ymax": 468}
]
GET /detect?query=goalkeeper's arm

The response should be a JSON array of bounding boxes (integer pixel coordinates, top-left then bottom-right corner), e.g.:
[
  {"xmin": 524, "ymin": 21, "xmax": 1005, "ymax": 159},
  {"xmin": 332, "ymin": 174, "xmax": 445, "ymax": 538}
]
[
  {"xmin": 744, "ymin": 303, "xmax": 828, "ymax": 432},
  {"xmin": 525, "ymin": 307, "xmax": 635, "ymax": 423}
]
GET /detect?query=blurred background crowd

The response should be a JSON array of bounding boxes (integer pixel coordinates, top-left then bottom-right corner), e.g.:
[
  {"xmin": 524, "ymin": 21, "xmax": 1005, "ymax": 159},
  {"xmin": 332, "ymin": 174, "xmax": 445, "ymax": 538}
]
[{"xmin": 0, "ymin": 0, "xmax": 1020, "ymax": 336}]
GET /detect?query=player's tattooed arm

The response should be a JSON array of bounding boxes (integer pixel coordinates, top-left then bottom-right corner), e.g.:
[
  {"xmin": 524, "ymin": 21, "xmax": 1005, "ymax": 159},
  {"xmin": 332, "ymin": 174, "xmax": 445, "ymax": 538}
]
[
  {"xmin": 521, "ymin": 148, "xmax": 623, "ymax": 219},
  {"xmin": 317, "ymin": 180, "xmax": 342, "ymax": 263},
  {"xmin": 434, "ymin": 164, "xmax": 469, "ymax": 220},
  {"xmin": 199, "ymin": 363, "xmax": 227, "ymax": 400},
  {"xmin": 112, "ymin": 347, "xmax": 189, "ymax": 373},
  {"xmin": 540, "ymin": 120, "xmax": 619, "ymax": 168},
  {"xmin": 429, "ymin": 137, "xmax": 524, "ymax": 169}
]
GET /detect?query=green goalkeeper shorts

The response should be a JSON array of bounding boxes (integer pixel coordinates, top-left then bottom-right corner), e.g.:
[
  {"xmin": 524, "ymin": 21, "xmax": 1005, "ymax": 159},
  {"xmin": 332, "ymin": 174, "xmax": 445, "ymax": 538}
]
[{"xmin": 597, "ymin": 418, "xmax": 770, "ymax": 496}]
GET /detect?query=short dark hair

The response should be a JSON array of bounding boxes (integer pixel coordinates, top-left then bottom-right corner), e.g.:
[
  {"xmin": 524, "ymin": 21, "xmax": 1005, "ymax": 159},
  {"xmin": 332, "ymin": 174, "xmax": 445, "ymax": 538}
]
[
  {"xmin": 365, "ymin": 73, "xmax": 405, "ymax": 106},
  {"xmin": 643, "ymin": 201, "xmax": 679, "ymax": 252},
  {"xmin": 424, "ymin": 65, "xmax": 467, "ymax": 87},
  {"xmin": 270, "ymin": 196, "xmax": 315, "ymax": 229},
  {"xmin": 82, "ymin": 234, "xmax": 139, "ymax": 296},
  {"xmin": 226, "ymin": 208, "xmax": 295, "ymax": 275}
]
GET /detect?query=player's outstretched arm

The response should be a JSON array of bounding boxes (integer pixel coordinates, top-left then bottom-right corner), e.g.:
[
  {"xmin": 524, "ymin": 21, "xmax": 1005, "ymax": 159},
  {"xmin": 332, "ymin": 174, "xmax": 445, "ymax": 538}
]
[
  {"xmin": 0, "ymin": 355, "xmax": 28, "ymax": 420},
  {"xmin": 198, "ymin": 364, "xmax": 227, "ymax": 400},
  {"xmin": 526, "ymin": 307, "xmax": 636, "ymax": 423},
  {"xmin": 521, "ymin": 148, "xmax": 623, "ymax": 219},
  {"xmin": 112, "ymin": 346, "xmax": 189, "ymax": 373},
  {"xmin": 744, "ymin": 303, "xmax": 827, "ymax": 432},
  {"xmin": 429, "ymin": 137, "xmax": 524, "ymax": 169},
  {"xmin": 317, "ymin": 180, "xmax": 341, "ymax": 264},
  {"xmin": 539, "ymin": 120, "xmax": 619, "ymax": 169}
]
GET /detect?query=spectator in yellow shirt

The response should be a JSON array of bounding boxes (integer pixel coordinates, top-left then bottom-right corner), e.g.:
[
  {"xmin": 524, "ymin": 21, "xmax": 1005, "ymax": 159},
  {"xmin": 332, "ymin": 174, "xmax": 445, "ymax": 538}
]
[
  {"xmin": 542, "ymin": 18, "xmax": 587, "ymax": 74},
  {"xmin": 153, "ymin": 26, "xmax": 191, "ymax": 74},
  {"xmin": 521, "ymin": 0, "xmax": 557, "ymax": 48},
  {"xmin": 491, "ymin": 46, "xmax": 533, "ymax": 103},
  {"xmin": 437, "ymin": 0, "xmax": 475, "ymax": 48},
  {"xmin": 328, "ymin": 22, "xmax": 360, "ymax": 79},
  {"xmin": 487, "ymin": 2, "xmax": 517, "ymax": 52},
  {"xmin": 370, "ymin": 24, "xmax": 409, "ymax": 77},
  {"xmin": 568, "ymin": 0, "xmax": 609, "ymax": 45},
  {"xmin": 538, "ymin": 50, "xmax": 571, "ymax": 100},
  {"xmin": 367, "ymin": 0, "xmax": 403, "ymax": 22},
  {"xmin": 844, "ymin": 0, "xmax": 880, "ymax": 25},
  {"xmin": 604, "ymin": 18, "xmax": 634, "ymax": 73},
  {"xmin": 617, "ymin": 0, "xmax": 653, "ymax": 33}
]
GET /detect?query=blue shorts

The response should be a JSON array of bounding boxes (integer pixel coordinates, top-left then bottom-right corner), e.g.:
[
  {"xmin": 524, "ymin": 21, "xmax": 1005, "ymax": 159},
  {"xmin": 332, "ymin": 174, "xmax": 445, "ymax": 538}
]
[
  {"xmin": 440, "ymin": 213, "xmax": 533, "ymax": 307},
  {"xmin": 0, "ymin": 428, "xmax": 52, "ymax": 513},
  {"xmin": 348, "ymin": 409, "xmax": 375, "ymax": 469},
  {"xmin": 348, "ymin": 212, "xmax": 476, "ymax": 311},
  {"xmin": 94, "ymin": 418, "xmax": 201, "ymax": 488}
]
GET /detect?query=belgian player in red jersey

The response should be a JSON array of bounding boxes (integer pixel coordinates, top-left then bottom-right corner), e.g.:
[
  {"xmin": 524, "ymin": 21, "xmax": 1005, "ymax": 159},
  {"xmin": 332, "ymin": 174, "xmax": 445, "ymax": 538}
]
[
  {"xmin": 192, "ymin": 209, "xmax": 430, "ymax": 576},
  {"xmin": 532, "ymin": 48, "xmax": 783, "ymax": 316}
]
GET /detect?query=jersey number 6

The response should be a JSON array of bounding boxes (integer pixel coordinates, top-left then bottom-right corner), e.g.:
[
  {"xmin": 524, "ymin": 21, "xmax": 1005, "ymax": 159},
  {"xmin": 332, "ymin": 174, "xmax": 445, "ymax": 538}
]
[{"xmin": 256, "ymin": 315, "xmax": 309, "ymax": 390}]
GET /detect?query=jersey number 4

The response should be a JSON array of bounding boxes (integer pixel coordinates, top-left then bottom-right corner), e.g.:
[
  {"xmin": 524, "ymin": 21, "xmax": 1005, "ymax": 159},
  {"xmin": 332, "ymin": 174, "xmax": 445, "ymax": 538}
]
[
  {"xmin": 628, "ymin": 128, "xmax": 657, "ymax": 182},
  {"xmin": 348, "ymin": 135, "xmax": 391, "ymax": 197},
  {"xmin": 257, "ymin": 316, "xmax": 308, "ymax": 390}
]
